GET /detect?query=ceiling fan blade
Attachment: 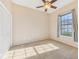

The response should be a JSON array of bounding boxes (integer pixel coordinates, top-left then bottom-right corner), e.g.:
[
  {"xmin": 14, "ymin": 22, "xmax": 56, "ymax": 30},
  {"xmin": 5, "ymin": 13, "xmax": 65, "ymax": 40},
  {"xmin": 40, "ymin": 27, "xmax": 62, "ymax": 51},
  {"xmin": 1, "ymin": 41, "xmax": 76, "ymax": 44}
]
[
  {"xmin": 36, "ymin": 6, "xmax": 43, "ymax": 8},
  {"xmin": 42, "ymin": 0, "xmax": 46, "ymax": 3},
  {"xmin": 45, "ymin": 9, "xmax": 47, "ymax": 12},
  {"xmin": 50, "ymin": 0, "xmax": 57, "ymax": 4},
  {"xmin": 51, "ymin": 5, "xmax": 57, "ymax": 9}
]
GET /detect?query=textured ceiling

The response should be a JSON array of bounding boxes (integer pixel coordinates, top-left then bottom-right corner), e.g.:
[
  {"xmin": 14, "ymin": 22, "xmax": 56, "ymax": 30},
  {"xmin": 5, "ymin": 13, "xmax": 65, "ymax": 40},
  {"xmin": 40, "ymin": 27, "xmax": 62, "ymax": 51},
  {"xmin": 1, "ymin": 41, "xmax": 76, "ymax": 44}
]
[{"xmin": 12, "ymin": 0, "xmax": 75, "ymax": 13}]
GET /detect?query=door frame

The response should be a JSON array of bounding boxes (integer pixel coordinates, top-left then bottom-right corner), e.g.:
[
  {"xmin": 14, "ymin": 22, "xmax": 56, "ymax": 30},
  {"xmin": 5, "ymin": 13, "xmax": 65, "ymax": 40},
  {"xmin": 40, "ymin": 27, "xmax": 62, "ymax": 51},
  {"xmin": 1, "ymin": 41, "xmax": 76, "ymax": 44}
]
[{"xmin": 0, "ymin": 1, "xmax": 12, "ymax": 47}]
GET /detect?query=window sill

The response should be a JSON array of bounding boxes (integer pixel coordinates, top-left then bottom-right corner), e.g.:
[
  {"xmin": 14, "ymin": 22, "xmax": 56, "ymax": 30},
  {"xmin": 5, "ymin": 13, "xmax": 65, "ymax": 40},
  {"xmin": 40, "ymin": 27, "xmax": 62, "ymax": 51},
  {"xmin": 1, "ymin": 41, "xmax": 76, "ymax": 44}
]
[{"xmin": 59, "ymin": 35, "xmax": 73, "ymax": 39}]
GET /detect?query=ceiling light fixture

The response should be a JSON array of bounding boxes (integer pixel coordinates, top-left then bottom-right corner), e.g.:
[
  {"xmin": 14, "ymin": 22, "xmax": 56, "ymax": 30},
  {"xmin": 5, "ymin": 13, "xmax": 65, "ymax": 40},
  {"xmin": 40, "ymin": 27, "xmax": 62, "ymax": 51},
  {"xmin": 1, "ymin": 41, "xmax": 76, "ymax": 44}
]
[{"xmin": 36, "ymin": 0, "xmax": 57, "ymax": 12}]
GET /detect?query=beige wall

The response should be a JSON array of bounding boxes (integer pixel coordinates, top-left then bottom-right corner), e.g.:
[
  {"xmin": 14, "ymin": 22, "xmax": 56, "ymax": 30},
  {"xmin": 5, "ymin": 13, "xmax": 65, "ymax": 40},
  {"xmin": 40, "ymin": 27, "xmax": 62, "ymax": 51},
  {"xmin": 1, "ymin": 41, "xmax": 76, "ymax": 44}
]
[
  {"xmin": 49, "ymin": 1, "xmax": 78, "ymax": 47},
  {"xmin": 0, "ymin": 0, "xmax": 78, "ymax": 47},
  {"xmin": 12, "ymin": 4, "xmax": 49, "ymax": 46}
]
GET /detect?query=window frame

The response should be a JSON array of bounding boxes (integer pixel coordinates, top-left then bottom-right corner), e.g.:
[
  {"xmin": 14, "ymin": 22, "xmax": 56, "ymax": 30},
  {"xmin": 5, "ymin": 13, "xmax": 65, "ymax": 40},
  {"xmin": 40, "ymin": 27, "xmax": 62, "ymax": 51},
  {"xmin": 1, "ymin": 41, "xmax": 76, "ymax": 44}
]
[{"xmin": 58, "ymin": 10, "xmax": 74, "ymax": 38}]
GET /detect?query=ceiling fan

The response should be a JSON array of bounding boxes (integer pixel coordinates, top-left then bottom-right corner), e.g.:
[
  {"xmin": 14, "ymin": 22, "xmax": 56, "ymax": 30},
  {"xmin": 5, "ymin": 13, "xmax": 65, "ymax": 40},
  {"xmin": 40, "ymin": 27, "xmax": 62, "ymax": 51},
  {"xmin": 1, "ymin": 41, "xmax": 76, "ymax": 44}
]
[{"xmin": 36, "ymin": 0, "xmax": 57, "ymax": 12}]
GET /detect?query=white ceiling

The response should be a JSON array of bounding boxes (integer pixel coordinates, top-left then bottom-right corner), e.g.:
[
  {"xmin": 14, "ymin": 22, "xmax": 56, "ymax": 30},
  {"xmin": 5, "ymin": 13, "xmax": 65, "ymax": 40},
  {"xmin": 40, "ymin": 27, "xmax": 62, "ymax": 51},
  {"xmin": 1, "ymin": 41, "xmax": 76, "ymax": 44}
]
[{"xmin": 12, "ymin": 0, "xmax": 75, "ymax": 14}]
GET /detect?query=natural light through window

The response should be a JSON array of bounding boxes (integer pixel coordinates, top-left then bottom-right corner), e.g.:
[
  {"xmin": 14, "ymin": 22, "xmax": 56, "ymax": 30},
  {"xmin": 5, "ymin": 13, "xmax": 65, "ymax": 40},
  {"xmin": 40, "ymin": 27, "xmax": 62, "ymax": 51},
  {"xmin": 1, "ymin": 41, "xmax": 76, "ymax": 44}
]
[
  {"xmin": 35, "ymin": 43, "xmax": 59, "ymax": 54},
  {"xmin": 13, "ymin": 48, "xmax": 25, "ymax": 59},
  {"xmin": 59, "ymin": 11, "xmax": 73, "ymax": 37},
  {"xmin": 25, "ymin": 47, "xmax": 37, "ymax": 58},
  {"xmin": 3, "ymin": 50, "xmax": 14, "ymax": 59},
  {"xmin": 3, "ymin": 43, "xmax": 59, "ymax": 59}
]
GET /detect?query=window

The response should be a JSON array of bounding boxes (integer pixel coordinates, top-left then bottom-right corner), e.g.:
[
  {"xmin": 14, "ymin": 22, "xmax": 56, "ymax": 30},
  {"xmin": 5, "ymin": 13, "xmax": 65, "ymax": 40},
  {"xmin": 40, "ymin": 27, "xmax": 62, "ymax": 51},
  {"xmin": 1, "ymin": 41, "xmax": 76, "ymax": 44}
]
[{"xmin": 58, "ymin": 12, "xmax": 73, "ymax": 37}]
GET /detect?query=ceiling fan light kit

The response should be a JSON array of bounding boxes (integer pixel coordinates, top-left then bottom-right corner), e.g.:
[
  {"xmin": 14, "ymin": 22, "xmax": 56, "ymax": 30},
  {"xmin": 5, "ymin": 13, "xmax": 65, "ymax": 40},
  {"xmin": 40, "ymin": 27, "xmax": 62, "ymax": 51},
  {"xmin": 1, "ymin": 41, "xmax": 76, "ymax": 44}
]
[
  {"xmin": 44, "ymin": 1, "xmax": 51, "ymax": 8},
  {"xmin": 36, "ymin": 0, "xmax": 57, "ymax": 12}
]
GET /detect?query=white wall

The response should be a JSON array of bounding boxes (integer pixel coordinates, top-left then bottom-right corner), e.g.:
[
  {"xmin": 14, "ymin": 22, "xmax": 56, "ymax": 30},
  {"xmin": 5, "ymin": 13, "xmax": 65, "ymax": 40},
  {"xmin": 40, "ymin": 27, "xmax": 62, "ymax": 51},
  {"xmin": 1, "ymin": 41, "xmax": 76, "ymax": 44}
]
[
  {"xmin": 0, "ymin": 0, "xmax": 77, "ymax": 59},
  {"xmin": 12, "ymin": 4, "xmax": 49, "ymax": 46},
  {"xmin": 0, "ymin": 0, "xmax": 12, "ymax": 12},
  {"xmin": 12, "ymin": 1, "xmax": 78, "ymax": 47},
  {"xmin": 0, "ymin": 1, "xmax": 11, "ymax": 59},
  {"xmin": 49, "ymin": 1, "xmax": 78, "ymax": 47}
]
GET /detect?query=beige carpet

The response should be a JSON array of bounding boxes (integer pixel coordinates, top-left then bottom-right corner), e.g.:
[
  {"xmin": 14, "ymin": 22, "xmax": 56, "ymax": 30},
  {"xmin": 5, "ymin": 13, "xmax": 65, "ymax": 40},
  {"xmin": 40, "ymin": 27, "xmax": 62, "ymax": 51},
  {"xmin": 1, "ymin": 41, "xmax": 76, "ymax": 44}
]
[{"xmin": 3, "ymin": 40, "xmax": 78, "ymax": 59}]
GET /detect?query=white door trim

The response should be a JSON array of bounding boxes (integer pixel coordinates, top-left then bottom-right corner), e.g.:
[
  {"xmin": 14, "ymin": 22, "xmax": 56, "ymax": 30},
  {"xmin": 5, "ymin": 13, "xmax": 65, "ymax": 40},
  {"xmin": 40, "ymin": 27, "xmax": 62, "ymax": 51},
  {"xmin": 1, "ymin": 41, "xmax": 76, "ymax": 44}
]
[{"xmin": 0, "ymin": 1, "xmax": 12, "ymax": 47}]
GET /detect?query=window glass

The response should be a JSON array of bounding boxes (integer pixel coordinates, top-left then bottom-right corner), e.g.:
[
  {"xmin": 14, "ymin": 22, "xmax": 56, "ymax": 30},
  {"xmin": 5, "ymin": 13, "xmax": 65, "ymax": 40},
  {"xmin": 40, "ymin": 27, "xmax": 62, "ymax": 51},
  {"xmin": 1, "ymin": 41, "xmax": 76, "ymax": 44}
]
[{"xmin": 59, "ymin": 12, "xmax": 73, "ymax": 37}]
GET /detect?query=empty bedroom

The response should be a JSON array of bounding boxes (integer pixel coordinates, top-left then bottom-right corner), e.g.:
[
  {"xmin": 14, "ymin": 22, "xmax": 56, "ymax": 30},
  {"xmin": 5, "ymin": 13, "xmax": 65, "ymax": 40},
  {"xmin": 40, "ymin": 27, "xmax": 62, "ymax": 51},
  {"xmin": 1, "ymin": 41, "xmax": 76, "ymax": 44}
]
[{"xmin": 0, "ymin": 0, "xmax": 78, "ymax": 59}]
